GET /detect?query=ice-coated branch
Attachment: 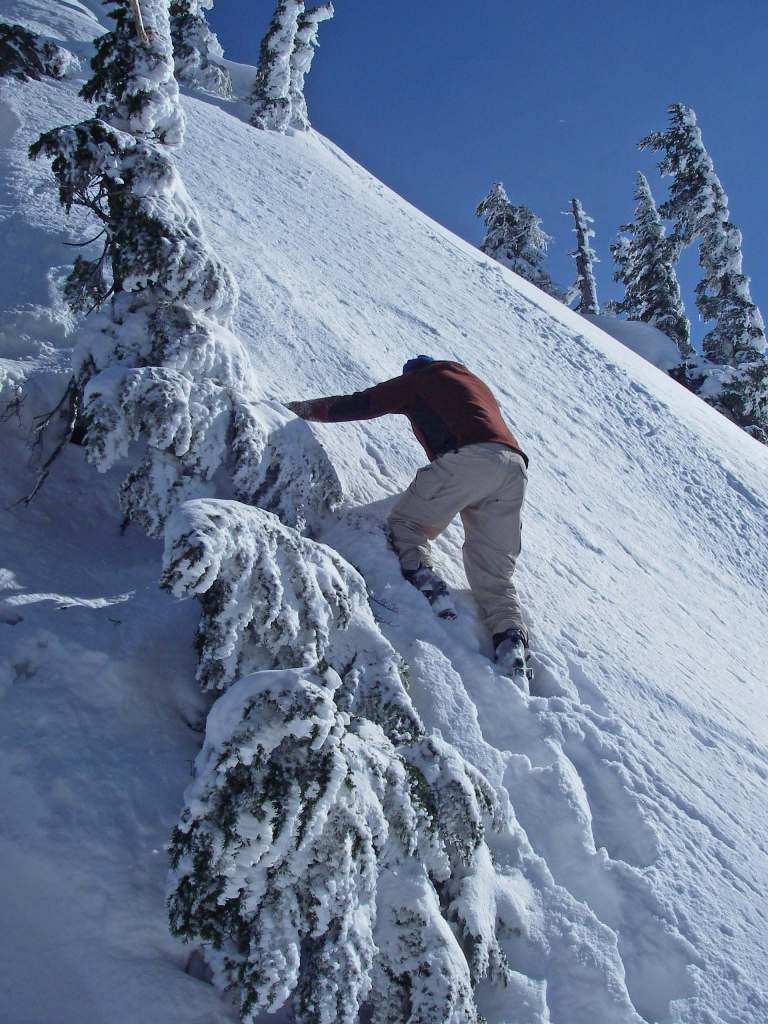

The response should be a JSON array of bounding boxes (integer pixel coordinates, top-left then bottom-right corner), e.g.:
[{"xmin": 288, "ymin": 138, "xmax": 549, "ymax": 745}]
[
  {"xmin": 11, "ymin": 378, "xmax": 80, "ymax": 507},
  {"xmin": 250, "ymin": 0, "xmax": 304, "ymax": 131},
  {"xmin": 289, "ymin": 2, "xmax": 334, "ymax": 131}
]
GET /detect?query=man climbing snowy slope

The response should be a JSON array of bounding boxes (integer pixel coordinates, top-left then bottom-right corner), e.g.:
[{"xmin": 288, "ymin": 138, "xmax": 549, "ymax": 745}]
[{"xmin": 287, "ymin": 356, "xmax": 530, "ymax": 674}]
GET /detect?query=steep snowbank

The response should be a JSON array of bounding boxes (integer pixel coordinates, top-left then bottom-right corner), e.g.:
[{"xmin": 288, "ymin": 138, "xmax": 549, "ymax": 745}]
[{"xmin": 2, "ymin": 4, "xmax": 768, "ymax": 1023}]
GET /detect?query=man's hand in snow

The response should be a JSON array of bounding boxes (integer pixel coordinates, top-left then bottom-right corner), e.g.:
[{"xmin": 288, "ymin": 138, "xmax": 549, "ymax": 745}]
[{"xmin": 286, "ymin": 399, "xmax": 328, "ymax": 421}]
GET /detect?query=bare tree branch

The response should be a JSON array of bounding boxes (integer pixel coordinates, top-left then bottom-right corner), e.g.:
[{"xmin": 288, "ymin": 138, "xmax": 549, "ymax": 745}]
[
  {"xmin": 130, "ymin": 0, "xmax": 151, "ymax": 47},
  {"xmin": 9, "ymin": 377, "xmax": 80, "ymax": 508}
]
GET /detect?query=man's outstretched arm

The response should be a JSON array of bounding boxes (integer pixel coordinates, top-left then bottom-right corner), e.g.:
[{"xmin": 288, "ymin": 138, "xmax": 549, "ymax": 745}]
[
  {"xmin": 286, "ymin": 376, "xmax": 410, "ymax": 423},
  {"xmin": 285, "ymin": 398, "xmax": 335, "ymax": 421}
]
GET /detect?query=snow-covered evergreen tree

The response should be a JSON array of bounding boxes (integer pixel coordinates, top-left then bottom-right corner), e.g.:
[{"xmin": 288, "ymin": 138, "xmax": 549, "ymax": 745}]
[
  {"xmin": 169, "ymin": 0, "xmax": 232, "ymax": 97},
  {"xmin": 475, "ymin": 181, "xmax": 562, "ymax": 298},
  {"xmin": 610, "ymin": 173, "xmax": 692, "ymax": 364},
  {"xmin": 29, "ymin": 1, "xmax": 343, "ymax": 531},
  {"xmin": 167, "ymin": 668, "xmax": 492, "ymax": 1024},
  {"xmin": 80, "ymin": 0, "xmax": 184, "ymax": 144},
  {"xmin": 288, "ymin": 2, "xmax": 333, "ymax": 131},
  {"xmin": 164, "ymin": 499, "xmax": 518, "ymax": 1024},
  {"xmin": 250, "ymin": 0, "xmax": 304, "ymax": 132},
  {"xmin": 569, "ymin": 197, "xmax": 600, "ymax": 314},
  {"xmin": 0, "ymin": 21, "xmax": 76, "ymax": 81},
  {"xmin": 641, "ymin": 104, "xmax": 768, "ymax": 439}
]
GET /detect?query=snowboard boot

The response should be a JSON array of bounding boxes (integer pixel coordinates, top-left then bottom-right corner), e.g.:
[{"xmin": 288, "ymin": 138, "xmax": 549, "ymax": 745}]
[
  {"xmin": 493, "ymin": 628, "xmax": 532, "ymax": 693},
  {"xmin": 403, "ymin": 564, "xmax": 457, "ymax": 620}
]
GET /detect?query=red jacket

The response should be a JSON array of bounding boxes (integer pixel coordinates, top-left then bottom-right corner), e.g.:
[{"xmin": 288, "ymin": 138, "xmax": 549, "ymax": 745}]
[{"xmin": 291, "ymin": 360, "xmax": 528, "ymax": 465}]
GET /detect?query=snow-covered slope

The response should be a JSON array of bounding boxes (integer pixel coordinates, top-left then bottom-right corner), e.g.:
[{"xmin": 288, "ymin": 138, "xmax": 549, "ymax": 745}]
[{"xmin": 2, "ymin": 4, "xmax": 768, "ymax": 1023}]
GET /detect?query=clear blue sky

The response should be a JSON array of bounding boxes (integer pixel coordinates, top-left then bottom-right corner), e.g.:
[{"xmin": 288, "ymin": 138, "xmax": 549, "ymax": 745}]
[{"xmin": 208, "ymin": 1, "xmax": 767, "ymax": 349}]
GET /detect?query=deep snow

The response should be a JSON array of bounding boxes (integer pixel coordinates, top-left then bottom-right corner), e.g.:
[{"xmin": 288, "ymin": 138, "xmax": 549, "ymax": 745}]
[{"xmin": 2, "ymin": 3, "xmax": 768, "ymax": 1023}]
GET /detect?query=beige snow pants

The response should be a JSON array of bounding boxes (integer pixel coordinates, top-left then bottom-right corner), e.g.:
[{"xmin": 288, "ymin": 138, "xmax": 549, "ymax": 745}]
[{"xmin": 388, "ymin": 442, "xmax": 528, "ymax": 637}]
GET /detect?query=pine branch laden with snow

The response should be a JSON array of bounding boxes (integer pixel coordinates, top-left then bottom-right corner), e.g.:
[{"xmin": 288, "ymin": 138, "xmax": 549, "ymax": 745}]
[
  {"xmin": 166, "ymin": 669, "xmax": 497, "ymax": 1024},
  {"xmin": 610, "ymin": 173, "xmax": 692, "ymax": 364},
  {"xmin": 169, "ymin": 0, "xmax": 232, "ymax": 98},
  {"xmin": 250, "ymin": 0, "xmax": 305, "ymax": 132},
  {"xmin": 31, "ymin": 123, "xmax": 236, "ymax": 317},
  {"xmin": 229, "ymin": 404, "xmax": 344, "ymax": 531},
  {"xmin": 160, "ymin": 501, "xmax": 411, "ymax": 726},
  {"xmin": 640, "ymin": 104, "xmax": 768, "ymax": 439},
  {"xmin": 167, "ymin": 670, "xmax": 391, "ymax": 1023},
  {"xmin": 82, "ymin": 368, "xmax": 232, "ymax": 533},
  {"xmin": 569, "ymin": 197, "xmax": 600, "ymax": 315},
  {"xmin": 80, "ymin": 363, "xmax": 340, "ymax": 535},
  {"xmin": 289, "ymin": 2, "xmax": 334, "ymax": 131},
  {"xmin": 0, "ymin": 22, "xmax": 77, "ymax": 81},
  {"xmin": 81, "ymin": 0, "xmax": 184, "ymax": 145},
  {"xmin": 475, "ymin": 182, "xmax": 563, "ymax": 299}
]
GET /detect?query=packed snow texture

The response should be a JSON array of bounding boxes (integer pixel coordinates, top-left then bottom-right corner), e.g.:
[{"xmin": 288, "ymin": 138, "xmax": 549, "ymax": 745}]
[{"xmin": 2, "ymin": 3, "xmax": 768, "ymax": 1023}]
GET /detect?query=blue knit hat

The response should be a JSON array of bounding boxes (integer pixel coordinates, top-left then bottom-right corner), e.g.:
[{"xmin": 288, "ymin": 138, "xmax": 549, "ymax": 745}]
[{"xmin": 402, "ymin": 354, "xmax": 435, "ymax": 374}]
